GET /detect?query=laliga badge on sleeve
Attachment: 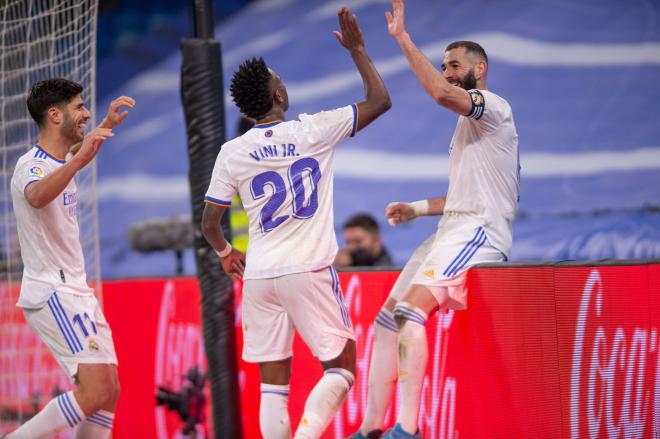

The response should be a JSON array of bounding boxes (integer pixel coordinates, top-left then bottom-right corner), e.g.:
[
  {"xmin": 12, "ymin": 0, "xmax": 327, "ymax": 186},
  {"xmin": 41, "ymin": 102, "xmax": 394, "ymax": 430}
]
[{"xmin": 29, "ymin": 165, "xmax": 45, "ymax": 178}]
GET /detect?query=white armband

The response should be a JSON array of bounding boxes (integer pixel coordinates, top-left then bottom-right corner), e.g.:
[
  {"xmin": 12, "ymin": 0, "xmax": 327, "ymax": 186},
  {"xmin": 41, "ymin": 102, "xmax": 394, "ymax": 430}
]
[
  {"xmin": 216, "ymin": 242, "xmax": 232, "ymax": 258},
  {"xmin": 410, "ymin": 200, "xmax": 429, "ymax": 217}
]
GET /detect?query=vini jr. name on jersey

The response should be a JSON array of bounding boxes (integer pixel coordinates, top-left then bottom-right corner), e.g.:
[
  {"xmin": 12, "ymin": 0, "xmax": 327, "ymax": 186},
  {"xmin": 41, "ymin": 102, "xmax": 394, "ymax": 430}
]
[{"xmin": 249, "ymin": 143, "xmax": 299, "ymax": 161}]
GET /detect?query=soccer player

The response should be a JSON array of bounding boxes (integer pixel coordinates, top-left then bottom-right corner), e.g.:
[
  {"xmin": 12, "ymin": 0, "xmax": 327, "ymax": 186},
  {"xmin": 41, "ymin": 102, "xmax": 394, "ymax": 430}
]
[
  {"xmin": 6, "ymin": 79, "xmax": 134, "ymax": 439},
  {"xmin": 201, "ymin": 7, "xmax": 391, "ymax": 439},
  {"xmin": 351, "ymin": 1, "xmax": 520, "ymax": 438}
]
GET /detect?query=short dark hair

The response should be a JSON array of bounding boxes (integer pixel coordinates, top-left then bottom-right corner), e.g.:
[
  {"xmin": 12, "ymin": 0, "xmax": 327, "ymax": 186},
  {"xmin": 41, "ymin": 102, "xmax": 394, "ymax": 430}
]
[
  {"xmin": 343, "ymin": 213, "xmax": 380, "ymax": 234},
  {"xmin": 230, "ymin": 57, "xmax": 273, "ymax": 120},
  {"xmin": 27, "ymin": 78, "xmax": 83, "ymax": 127},
  {"xmin": 446, "ymin": 41, "xmax": 488, "ymax": 64}
]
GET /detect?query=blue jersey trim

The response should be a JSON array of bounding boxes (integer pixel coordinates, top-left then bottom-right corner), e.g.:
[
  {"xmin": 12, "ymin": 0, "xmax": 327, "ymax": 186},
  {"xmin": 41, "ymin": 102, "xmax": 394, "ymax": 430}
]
[
  {"xmin": 350, "ymin": 103, "xmax": 358, "ymax": 137},
  {"xmin": 35, "ymin": 145, "xmax": 66, "ymax": 163},
  {"xmin": 204, "ymin": 196, "xmax": 231, "ymax": 206}
]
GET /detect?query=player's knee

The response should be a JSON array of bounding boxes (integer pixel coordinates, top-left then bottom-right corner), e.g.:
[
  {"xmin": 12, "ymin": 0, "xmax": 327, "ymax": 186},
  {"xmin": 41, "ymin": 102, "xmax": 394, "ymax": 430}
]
[
  {"xmin": 393, "ymin": 302, "xmax": 428, "ymax": 332},
  {"xmin": 107, "ymin": 378, "xmax": 121, "ymax": 407},
  {"xmin": 93, "ymin": 378, "xmax": 120, "ymax": 411},
  {"xmin": 322, "ymin": 339, "xmax": 356, "ymax": 375},
  {"xmin": 78, "ymin": 368, "xmax": 120, "ymax": 412}
]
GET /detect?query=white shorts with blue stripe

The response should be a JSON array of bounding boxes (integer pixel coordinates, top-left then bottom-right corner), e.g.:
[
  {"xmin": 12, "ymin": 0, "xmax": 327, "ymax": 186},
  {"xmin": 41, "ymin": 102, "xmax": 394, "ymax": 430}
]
[
  {"xmin": 23, "ymin": 291, "xmax": 118, "ymax": 381},
  {"xmin": 241, "ymin": 266, "xmax": 355, "ymax": 363},
  {"xmin": 390, "ymin": 213, "xmax": 506, "ymax": 310}
]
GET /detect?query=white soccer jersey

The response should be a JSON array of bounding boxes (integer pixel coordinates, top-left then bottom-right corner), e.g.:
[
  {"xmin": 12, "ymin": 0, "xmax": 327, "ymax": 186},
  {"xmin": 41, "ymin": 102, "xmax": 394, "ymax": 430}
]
[
  {"xmin": 205, "ymin": 104, "xmax": 358, "ymax": 279},
  {"xmin": 443, "ymin": 89, "xmax": 520, "ymax": 256},
  {"xmin": 11, "ymin": 145, "xmax": 92, "ymax": 309}
]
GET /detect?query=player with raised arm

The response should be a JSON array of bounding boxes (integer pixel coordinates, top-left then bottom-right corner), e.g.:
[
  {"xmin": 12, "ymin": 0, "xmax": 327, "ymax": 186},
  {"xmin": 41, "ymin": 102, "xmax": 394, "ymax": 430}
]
[
  {"xmin": 6, "ymin": 79, "xmax": 134, "ymax": 439},
  {"xmin": 351, "ymin": 1, "xmax": 520, "ymax": 438},
  {"xmin": 201, "ymin": 7, "xmax": 390, "ymax": 439}
]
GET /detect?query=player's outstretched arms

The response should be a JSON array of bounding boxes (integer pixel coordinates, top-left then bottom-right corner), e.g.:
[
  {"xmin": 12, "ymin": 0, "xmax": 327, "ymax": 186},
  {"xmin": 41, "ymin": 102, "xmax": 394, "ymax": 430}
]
[
  {"xmin": 334, "ymin": 6, "xmax": 391, "ymax": 132},
  {"xmin": 386, "ymin": 0, "xmax": 472, "ymax": 116},
  {"xmin": 201, "ymin": 203, "xmax": 245, "ymax": 280},
  {"xmin": 71, "ymin": 96, "xmax": 135, "ymax": 155},
  {"xmin": 25, "ymin": 128, "xmax": 113, "ymax": 209},
  {"xmin": 385, "ymin": 196, "xmax": 446, "ymax": 226}
]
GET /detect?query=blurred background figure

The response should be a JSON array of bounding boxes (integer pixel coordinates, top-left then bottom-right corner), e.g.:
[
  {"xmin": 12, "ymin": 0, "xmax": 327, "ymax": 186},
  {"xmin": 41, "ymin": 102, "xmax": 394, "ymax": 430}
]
[{"xmin": 335, "ymin": 213, "xmax": 393, "ymax": 268}]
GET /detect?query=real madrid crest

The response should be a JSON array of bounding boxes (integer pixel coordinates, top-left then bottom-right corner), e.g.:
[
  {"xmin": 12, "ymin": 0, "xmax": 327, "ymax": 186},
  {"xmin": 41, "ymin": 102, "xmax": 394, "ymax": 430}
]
[{"xmin": 88, "ymin": 339, "xmax": 99, "ymax": 352}]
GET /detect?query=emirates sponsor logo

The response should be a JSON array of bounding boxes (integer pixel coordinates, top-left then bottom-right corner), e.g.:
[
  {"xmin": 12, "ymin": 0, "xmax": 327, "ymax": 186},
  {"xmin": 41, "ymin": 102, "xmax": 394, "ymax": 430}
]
[{"xmin": 571, "ymin": 270, "xmax": 659, "ymax": 439}]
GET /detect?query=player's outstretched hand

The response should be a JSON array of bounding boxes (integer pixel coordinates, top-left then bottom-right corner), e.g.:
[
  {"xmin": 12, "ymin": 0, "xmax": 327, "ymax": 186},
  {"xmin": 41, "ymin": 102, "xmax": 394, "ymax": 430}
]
[
  {"xmin": 334, "ymin": 6, "xmax": 365, "ymax": 52},
  {"xmin": 386, "ymin": 0, "xmax": 406, "ymax": 39},
  {"xmin": 386, "ymin": 201, "xmax": 417, "ymax": 226},
  {"xmin": 221, "ymin": 249, "xmax": 245, "ymax": 280},
  {"xmin": 101, "ymin": 96, "xmax": 136, "ymax": 128},
  {"xmin": 72, "ymin": 128, "xmax": 114, "ymax": 170}
]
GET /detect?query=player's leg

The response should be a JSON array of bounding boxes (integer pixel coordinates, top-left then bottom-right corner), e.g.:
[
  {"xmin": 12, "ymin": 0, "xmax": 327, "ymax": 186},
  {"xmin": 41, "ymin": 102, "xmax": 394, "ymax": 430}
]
[
  {"xmin": 278, "ymin": 268, "xmax": 356, "ymax": 439},
  {"xmin": 7, "ymin": 293, "xmax": 119, "ymax": 439},
  {"xmin": 354, "ymin": 296, "xmax": 397, "ymax": 439},
  {"xmin": 354, "ymin": 234, "xmax": 436, "ymax": 439},
  {"xmin": 295, "ymin": 339, "xmax": 356, "ymax": 439},
  {"xmin": 259, "ymin": 358, "xmax": 293, "ymax": 439},
  {"xmin": 386, "ymin": 285, "xmax": 445, "ymax": 438},
  {"xmin": 71, "ymin": 363, "xmax": 120, "ymax": 438},
  {"xmin": 385, "ymin": 219, "xmax": 502, "ymax": 437},
  {"xmin": 73, "ymin": 295, "xmax": 120, "ymax": 438},
  {"xmin": 242, "ymin": 278, "xmax": 295, "ymax": 439}
]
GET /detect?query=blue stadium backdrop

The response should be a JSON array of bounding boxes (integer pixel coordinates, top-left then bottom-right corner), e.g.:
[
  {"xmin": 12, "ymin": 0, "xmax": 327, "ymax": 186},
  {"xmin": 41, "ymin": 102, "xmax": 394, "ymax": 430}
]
[{"xmin": 94, "ymin": 0, "xmax": 660, "ymax": 278}]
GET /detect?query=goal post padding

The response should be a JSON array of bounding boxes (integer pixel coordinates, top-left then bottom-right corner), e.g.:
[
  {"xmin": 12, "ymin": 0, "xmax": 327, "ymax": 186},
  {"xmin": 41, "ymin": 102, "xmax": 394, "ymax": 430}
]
[{"xmin": 180, "ymin": 37, "xmax": 242, "ymax": 437}]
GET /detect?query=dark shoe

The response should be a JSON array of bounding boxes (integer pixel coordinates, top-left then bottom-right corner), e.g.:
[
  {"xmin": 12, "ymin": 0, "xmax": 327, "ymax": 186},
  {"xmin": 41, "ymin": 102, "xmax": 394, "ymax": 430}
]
[
  {"xmin": 382, "ymin": 423, "xmax": 421, "ymax": 438},
  {"xmin": 348, "ymin": 428, "xmax": 383, "ymax": 439}
]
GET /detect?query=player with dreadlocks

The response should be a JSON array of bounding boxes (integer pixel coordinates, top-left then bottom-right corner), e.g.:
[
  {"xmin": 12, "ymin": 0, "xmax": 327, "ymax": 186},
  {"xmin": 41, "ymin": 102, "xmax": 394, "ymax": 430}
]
[{"xmin": 201, "ymin": 6, "xmax": 390, "ymax": 439}]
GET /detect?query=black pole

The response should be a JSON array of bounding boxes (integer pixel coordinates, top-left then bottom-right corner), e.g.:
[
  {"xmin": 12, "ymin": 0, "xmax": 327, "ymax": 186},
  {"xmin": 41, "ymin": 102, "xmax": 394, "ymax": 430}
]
[
  {"xmin": 181, "ymin": 1, "xmax": 242, "ymax": 437},
  {"xmin": 192, "ymin": 0, "xmax": 214, "ymax": 39}
]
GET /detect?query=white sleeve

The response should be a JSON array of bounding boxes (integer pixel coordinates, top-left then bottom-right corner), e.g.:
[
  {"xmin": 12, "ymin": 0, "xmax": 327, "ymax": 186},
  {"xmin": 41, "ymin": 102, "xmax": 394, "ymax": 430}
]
[
  {"xmin": 466, "ymin": 89, "xmax": 509, "ymax": 132},
  {"xmin": 300, "ymin": 104, "xmax": 358, "ymax": 147},
  {"xmin": 204, "ymin": 152, "xmax": 236, "ymax": 207},
  {"xmin": 13, "ymin": 158, "xmax": 49, "ymax": 194}
]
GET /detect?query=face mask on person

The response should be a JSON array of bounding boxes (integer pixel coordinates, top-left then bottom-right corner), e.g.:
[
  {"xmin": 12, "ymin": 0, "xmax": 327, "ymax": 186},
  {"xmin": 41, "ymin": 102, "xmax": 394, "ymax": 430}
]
[{"xmin": 350, "ymin": 248, "xmax": 379, "ymax": 266}]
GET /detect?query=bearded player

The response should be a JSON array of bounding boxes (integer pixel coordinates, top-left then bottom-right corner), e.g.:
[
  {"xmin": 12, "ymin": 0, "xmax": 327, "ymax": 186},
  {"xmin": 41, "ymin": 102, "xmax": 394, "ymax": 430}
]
[{"xmin": 352, "ymin": 1, "xmax": 520, "ymax": 437}]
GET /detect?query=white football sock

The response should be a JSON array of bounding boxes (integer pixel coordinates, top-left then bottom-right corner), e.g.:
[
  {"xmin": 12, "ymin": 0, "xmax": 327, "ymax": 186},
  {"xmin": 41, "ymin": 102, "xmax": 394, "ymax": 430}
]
[
  {"xmin": 360, "ymin": 309, "xmax": 398, "ymax": 434},
  {"xmin": 7, "ymin": 391, "xmax": 84, "ymax": 439},
  {"xmin": 260, "ymin": 383, "xmax": 291, "ymax": 439},
  {"xmin": 73, "ymin": 410, "xmax": 114, "ymax": 438},
  {"xmin": 394, "ymin": 303, "xmax": 428, "ymax": 435},
  {"xmin": 294, "ymin": 368, "xmax": 354, "ymax": 439}
]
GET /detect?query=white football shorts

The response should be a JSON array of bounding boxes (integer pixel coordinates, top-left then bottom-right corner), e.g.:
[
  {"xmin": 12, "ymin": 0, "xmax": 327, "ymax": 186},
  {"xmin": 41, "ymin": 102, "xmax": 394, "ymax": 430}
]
[
  {"xmin": 390, "ymin": 213, "xmax": 506, "ymax": 310},
  {"xmin": 23, "ymin": 291, "xmax": 118, "ymax": 382},
  {"xmin": 241, "ymin": 266, "xmax": 355, "ymax": 363}
]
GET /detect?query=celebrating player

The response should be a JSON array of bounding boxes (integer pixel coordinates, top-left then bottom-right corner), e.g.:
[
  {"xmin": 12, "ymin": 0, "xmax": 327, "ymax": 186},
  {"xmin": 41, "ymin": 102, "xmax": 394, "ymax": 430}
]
[
  {"xmin": 7, "ymin": 79, "xmax": 134, "ymax": 439},
  {"xmin": 351, "ymin": 1, "xmax": 520, "ymax": 438},
  {"xmin": 201, "ymin": 7, "xmax": 391, "ymax": 439}
]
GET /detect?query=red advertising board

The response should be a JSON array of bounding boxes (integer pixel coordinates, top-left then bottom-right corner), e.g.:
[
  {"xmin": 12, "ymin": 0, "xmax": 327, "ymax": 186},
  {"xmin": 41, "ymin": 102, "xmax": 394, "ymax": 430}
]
[{"xmin": 2, "ymin": 263, "xmax": 659, "ymax": 438}]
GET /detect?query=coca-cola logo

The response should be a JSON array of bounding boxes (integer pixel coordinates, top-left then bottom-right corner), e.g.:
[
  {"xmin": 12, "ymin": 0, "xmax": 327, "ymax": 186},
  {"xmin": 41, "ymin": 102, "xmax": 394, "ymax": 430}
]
[
  {"xmin": 571, "ymin": 269, "xmax": 659, "ymax": 439},
  {"xmin": 332, "ymin": 274, "xmax": 458, "ymax": 439},
  {"xmin": 154, "ymin": 280, "xmax": 206, "ymax": 439}
]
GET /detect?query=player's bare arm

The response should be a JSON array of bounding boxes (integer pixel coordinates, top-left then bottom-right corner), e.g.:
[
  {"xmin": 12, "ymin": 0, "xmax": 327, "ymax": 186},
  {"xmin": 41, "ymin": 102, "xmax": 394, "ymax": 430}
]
[
  {"xmin": 201, "ymin": 203, "xmax": 245, "ymax": 280},
  {"xmin": 25, "ymin": 128, "xmax": 113, "ymax": 208},
  {"xmin": 386, "ymin": 0, "xmax": 472, "ymax": 116},
  {"xmin": 71, "ymin": 96, "xmax": 135, "ymax": 155},
  {"xmin": 334, "ymin": 6, "xmax": 391, "ymax": 131},
  {"xmin": 386, "ymin": 195, "xmax": 446, "ymax": 225}
]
